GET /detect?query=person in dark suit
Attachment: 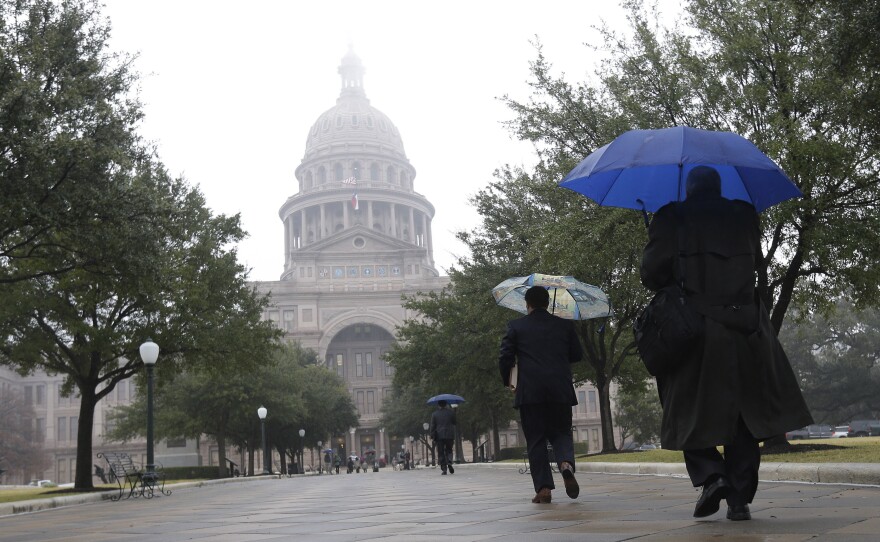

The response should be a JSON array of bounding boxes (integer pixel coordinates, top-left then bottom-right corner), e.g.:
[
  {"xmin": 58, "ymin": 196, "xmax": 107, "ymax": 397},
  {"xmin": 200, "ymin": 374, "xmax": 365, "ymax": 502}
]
[
  {"xmin": 430, "ymin": 400, "xmax": 457, "ymax": 475},
  {"xmin": 640, "ymin": 165, "xmax": 813, "ymax": 521},
  {"xmin": 499, "ymin": 286, "xmax": 584, "ymax": 503}
]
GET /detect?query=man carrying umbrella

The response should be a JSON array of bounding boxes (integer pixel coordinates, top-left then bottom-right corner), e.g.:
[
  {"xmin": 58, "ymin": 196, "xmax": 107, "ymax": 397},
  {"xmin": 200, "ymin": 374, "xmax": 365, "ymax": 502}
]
[
  {"xmin": 498, "ymin": 286, "xmax": 584, "ymax": 503},
  {"xmin": 429, "ymin": 400, "xmax": 456, "ymax": 475},
  {"xmin": 640, "ymin": 166, "xmax": 812, "ymax": 521}
]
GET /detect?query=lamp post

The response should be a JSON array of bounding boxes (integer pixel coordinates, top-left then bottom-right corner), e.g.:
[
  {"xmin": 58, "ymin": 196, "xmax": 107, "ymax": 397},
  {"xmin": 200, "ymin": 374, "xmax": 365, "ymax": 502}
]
[
  {"xmin": 317, "ymin": 440, "xmax": 323, "ymax": 474},
  {"xmin": 350, "ymin": 427, "xmax": 356, "ymax": 459},
  {"xmin": 451, "ymin": 403, "xmax": 462, "ymax": 464},
  {"xmin": 257, "ymin": 406, "xmax": 269, "ymax": 475},
  {"xmin": 379, "ymin": 427, "xmax": 385, "ymax": 464},
  {"xmin": 139, "ymin": 339, "xmax": 159, "ymax": 482},
  {"xmin": 422, "ymin": 422, "xmax": 432, "ymax": 466},
  {"xmin": 298, "ymin": 429, "xmax": 305, "ymax": 474}
]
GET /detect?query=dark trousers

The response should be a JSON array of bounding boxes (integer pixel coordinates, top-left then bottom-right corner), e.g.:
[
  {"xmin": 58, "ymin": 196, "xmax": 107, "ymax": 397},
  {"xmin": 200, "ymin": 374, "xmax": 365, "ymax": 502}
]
[
  {"xmin": 437, "ymin": 439, "xmax": 454, "ymax": 471},
  {"xmin": 683, "ymin": 417, "xmax": 760, "ymax": 506},
  {"xmin": 519, "ymin": 403, "xmax": 575, "ymax": 493}
]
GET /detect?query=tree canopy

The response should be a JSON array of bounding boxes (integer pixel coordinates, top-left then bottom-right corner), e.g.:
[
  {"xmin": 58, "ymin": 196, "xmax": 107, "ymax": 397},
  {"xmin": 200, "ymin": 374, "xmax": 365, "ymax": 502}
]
[{"xmin": 0, "ymin": 0, "xmax": 280, "ymax": 488}]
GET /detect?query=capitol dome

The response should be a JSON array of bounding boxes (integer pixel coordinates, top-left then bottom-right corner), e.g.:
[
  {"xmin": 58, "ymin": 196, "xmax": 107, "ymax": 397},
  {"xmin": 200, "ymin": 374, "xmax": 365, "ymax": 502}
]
[{"xmin": 303, "ymin": 48, "xmax": 407, "ymax": 159}]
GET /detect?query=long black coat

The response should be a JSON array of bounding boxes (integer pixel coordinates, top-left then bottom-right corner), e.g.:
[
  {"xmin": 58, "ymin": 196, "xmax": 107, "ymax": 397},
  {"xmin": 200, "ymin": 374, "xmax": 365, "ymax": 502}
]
[
  {"xmin": 640, "ymin": 195, "xmax": 812, "ymax": 450},
  {"xmin": 498, "ymin": 308, "xmax": 583, "ymax": 408},
  {"xmin": 430, "ymin": 406, "xmax": 456, "ymax": 440}
]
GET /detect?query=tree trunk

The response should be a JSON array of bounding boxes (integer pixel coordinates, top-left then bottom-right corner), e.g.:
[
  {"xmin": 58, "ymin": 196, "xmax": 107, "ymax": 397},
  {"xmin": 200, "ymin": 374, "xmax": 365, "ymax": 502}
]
[
  {"xmin": 74, "ymin": 389, "xmax": 98, "ymax": 489},
  {"xmin": 597, "ymin": 377, "xmax": 618, "ymax": 452},
  {"xmin": 217, "ymin": 431, "xmax": 228, "ymax": 478}
]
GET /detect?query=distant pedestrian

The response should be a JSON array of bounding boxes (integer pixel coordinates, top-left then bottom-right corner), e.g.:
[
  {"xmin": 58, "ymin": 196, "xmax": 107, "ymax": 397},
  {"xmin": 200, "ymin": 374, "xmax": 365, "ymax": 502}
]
[
  {"xmin": 640, "ymin": 166, "xmax": 813, "ymax": 520},
  {"xmin": 430, "ymin": 400, "xmax": 457, "ymax": 475},
  {"xmin": 499, "ymin": 286, "xmax": 584, "ymax": 503}
]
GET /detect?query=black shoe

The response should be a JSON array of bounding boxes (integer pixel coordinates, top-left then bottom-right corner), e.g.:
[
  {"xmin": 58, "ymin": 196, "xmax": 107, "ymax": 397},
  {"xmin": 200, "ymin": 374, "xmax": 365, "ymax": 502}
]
[
  {"xmin": 441, "ymin": 471, "xmax": 447, "ymax": 475},
  {"xmin": 448, "ymin": 465, "xmax": 454, "ymax": 474},
  {"xmin": 560, "ymin": 463, "xmax": 579, "ymax": 499},
  {"xmin": 726, "ymin": 504, "xmax": 751, "ymax": 521},
  {"xmin": 693, "ymin": 477, "xmax": 731, "ymax": 518}
]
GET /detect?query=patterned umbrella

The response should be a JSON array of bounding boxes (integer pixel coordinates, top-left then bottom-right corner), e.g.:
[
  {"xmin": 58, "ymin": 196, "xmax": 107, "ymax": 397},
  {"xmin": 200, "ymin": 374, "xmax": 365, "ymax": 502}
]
[{"xmin": 492, "ymin": 273, "xmax": 611, "ymax": 320}]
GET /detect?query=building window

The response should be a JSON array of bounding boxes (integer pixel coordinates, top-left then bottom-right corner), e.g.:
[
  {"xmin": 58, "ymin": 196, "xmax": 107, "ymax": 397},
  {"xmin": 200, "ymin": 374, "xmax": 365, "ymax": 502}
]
[
  {"xmin": 35, "ymin": 384, "xmax": 45, "ymax": 405},
  {"xmin": 384, "ymin": 354, "xmax": 393, "ymax": 376},
  {"xmin": 69, "ymin": 416, "xmax": 78, "ymax": 441},
  {"xmin": 167, "ymin": 438, "xmax": 186, "ymax": 448},
  {"xmin": 588, "ymin": 390, "xmax": 597, "ymax": 413},
  {"xmin": 355, "ymin": 353, "xmax": 363, "ymax": 377},
  {"xmin": 365, "ymin": 352, "xmax": 373, "ymax": 377},
  {"xmin": 335, "ymin": 116, "xmax": 343, "ymax": 128},
  {"xmin": 35, "ymin": 418, "xmax": 46, "ymax": 442},
  {"xmin": 335, "ymin": 354, "xmax": 344, "ymax": 377},
  {"xmin": 302, "ymin": 309, "xmax": 313, "ymax": 323},
  {"xmin": 25, "ymin": 385, "xmax": 33, "ymax": 405},
  {"xmin": 318, "ymin": 166, "xmax": 326, "ymax": 184},
  {"xmin": 370, "ymin": 163, "xmax": 379, "ymax": 181},
  {"xmin": 351, "ymin": 114, "xmax": 359, "ymax": 127},
  {"xmin": 366, "ymin": 390, "xmax": 375, "ymax": 414},
  {"xmin": 117, "ymin": 383, "xmax": 127, "ymax": 402},
  {"xmin": 387, "ymin": 166, "xmax": 396, "ymax": 183},
  {"xmin": 577, "ymin": 391, "xmax": 586, "ymax": 415},
  {"xmin": 57, "ymin": 417, "xmax": 67, "ymax": 441},
  {"xmin": 356, "ymin": 391, "xmax": 365, "ymax": 414},
  {"xmin": 366, "ymin": 116, "xmax": 374, "ymax": 128}
]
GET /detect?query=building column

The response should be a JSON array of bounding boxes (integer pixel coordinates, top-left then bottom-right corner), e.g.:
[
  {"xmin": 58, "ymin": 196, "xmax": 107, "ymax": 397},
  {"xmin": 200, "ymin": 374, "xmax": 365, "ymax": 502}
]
[
  {"xmin": 408, "ymin": 207, "xmax": 415, "ymax": 243},
  {"xmin": 390, "ymin": 203, "xmax": 397, "ymax": 237},
  {"xmin": 283, "ymin": 216, "xmax": 290, "ymax": 264},
  {"xmin": 426, "ymin": 216, "xmax": 434, "ymax": 262},
  {"xmin": 421, "ymin": 213, "xmax": 428, "ymax": 248},
  {"xmin": 367, "ymin": 200, "xmax": 374, "ymax": 231},
  {"xmin": 301, "ymin": 209, "xmax": 307, "ymax": 247},
  {"xmin": 320, "ymin": 204, "xmax": 326, "ymax": 240}
]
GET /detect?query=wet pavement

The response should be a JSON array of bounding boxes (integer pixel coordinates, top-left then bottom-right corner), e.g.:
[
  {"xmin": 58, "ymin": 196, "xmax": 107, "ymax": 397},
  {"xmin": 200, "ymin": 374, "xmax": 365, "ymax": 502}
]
[{"xmin": 1, "ymin": 463, "xmax": 878, "ymax": 541}]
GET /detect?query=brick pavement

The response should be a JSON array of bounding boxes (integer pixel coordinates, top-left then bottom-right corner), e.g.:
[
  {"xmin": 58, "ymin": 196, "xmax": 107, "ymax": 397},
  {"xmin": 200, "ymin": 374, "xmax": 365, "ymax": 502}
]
[{"xmin": 1, "ymin": 464, "xmax": 878, "ymax": 541}]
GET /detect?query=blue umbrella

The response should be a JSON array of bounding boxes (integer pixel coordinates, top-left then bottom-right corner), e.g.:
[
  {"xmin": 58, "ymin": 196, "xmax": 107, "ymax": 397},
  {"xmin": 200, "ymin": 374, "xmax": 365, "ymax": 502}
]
[
  {"xmin": 559, "ymin": 126, "xmax": 802, "ymax": 214},
  {"xmin": 426, "ymin": 393, "xmax": 465, "ymax": 405}
]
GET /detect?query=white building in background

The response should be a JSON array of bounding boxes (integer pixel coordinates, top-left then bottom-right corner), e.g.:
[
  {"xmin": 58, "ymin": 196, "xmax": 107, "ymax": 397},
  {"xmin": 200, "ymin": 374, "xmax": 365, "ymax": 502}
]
[{"xmin": 1, "ymin": 50, "xmax": 615, "ymax": 486}]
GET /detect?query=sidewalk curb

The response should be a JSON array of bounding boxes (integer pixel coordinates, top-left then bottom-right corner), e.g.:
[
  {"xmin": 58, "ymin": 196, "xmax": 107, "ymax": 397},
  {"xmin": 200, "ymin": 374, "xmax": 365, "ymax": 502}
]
[{"xmin": 471, "ymin": 461, "xmax": 880, "ymax": 486}]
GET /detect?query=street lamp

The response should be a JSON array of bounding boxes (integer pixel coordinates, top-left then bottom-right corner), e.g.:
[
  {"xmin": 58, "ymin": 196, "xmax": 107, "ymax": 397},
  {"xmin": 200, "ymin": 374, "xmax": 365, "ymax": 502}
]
[
  {"xmin": 422, "ymin": 422, "xmax": 432, "ymax": 466},
  {"xmin": 379, "ymin": 427, "xmax": 385, "ymax": 464},
  {"xmin": 298, "ymin": 429, "xmax": 305, "ymax": 475},
  {"xmin": 317, "ymin": 440, "xmax": 323, "ymax": 474},
  {"xmin": 139, "ymin": 339, "xmax": 159, "ymax": 482},
  {"xmin": 350, "ymin": 427, "xmax": 356, "ymax": 459},
  {"xmin": 257, "ymin": 406, "xmax": 269, "ymax": 475}
]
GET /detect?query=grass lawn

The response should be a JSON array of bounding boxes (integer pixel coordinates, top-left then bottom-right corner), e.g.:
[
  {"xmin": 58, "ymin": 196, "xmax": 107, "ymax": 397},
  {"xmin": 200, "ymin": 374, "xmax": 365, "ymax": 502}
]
[
  {"xmin": 578, "ymin": 436, "xmax": 880, "ymax": 464},
  {"xmin": 0, "ymin": 479, "xmax": 198, "ymax": 505}
]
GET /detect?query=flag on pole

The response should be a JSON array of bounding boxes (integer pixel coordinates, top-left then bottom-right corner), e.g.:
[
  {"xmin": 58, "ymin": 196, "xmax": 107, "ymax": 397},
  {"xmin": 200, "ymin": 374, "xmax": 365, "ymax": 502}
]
[
  {"xmin": 341, "ymin": 177, "xmax": 358, "ymax": 185},
  {"xmin": 351, "ymin": 192, "xmax": 359, "ymax": 210}
]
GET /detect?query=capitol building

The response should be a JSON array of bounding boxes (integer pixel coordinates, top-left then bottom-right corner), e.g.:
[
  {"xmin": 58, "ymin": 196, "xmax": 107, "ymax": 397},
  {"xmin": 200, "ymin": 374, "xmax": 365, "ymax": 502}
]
[{"xmin": 253, "ymin": 47, "xmax": 449, "ymax": 460}]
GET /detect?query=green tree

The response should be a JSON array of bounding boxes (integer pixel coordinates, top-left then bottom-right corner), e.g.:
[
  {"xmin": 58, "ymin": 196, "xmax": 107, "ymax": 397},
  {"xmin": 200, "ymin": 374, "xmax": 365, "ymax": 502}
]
[
  {"xmin": 462, "ymin": 166, "xmax": 650, "ymax": 452},
  {"xmin": 503, "ymin": 0, "xmax": 880, "ymax": 333},
  {"xmin": 0, "ymin": 387, "xmax": 50, "ymax": 482},
  {"xmin": 781, "ymin": 299, "xmax": 880, "ymax": 424},
  {"xmin": 614, "ymin": 382, "xmax": 663, "ymax": 447},
  {"xmin": 0, "ymin": 0, "xmax": 143, "ymax": 284},
  {"xmin": 385, "ymin": 263, "xmax": 517, "ymax": 458}
]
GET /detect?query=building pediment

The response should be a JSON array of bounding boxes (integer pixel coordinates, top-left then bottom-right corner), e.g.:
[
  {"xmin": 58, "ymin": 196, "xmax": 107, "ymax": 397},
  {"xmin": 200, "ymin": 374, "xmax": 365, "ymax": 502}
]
[{"xmin": 300, "ymin": 225, "xmax": 415, "ymax": 254}]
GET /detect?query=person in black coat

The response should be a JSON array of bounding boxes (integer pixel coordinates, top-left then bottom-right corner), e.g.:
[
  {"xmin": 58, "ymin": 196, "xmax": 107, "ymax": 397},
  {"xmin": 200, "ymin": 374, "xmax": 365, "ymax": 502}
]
[
  {"xmin": 499, "ymin": 286, "xmax": 584, "ymax": 503},
  {"xmin": 640, "ymin": 166, "xmax": 813, "ymax": 521},
  {"xmin": 430, "ymin": 400, "xmax": 457, "ymax": 475}
]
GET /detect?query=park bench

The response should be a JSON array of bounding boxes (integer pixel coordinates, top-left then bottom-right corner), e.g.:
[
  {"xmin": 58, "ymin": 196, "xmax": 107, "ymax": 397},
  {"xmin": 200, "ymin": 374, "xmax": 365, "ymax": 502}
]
[{"xmin": 97, "ymin": 451, "xmax": 171, "ymax": 501}]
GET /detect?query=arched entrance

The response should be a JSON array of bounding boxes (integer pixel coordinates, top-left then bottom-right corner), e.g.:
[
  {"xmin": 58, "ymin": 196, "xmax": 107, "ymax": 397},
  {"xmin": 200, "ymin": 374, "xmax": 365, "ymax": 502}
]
[{"xmin": 325, "ymin": 323, "xmax": 396, "ymax": 461}]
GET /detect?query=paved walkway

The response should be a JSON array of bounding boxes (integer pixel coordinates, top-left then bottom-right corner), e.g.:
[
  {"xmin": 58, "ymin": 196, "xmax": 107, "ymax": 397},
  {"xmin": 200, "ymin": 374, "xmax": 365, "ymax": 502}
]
[{"xmin": 2, "ymin": 463, "xmax": 879, "ymax": 541}]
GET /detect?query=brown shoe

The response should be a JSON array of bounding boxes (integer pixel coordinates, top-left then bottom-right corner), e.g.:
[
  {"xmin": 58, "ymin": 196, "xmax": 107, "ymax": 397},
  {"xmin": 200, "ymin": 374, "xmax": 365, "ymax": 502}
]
[
  {"xmin": 531, "ymin": 487, "xmax": 552, "ymax": 503},
  {"xmin": 560, "ymin": 462, "xmax": 579, "ymax": 499}
]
